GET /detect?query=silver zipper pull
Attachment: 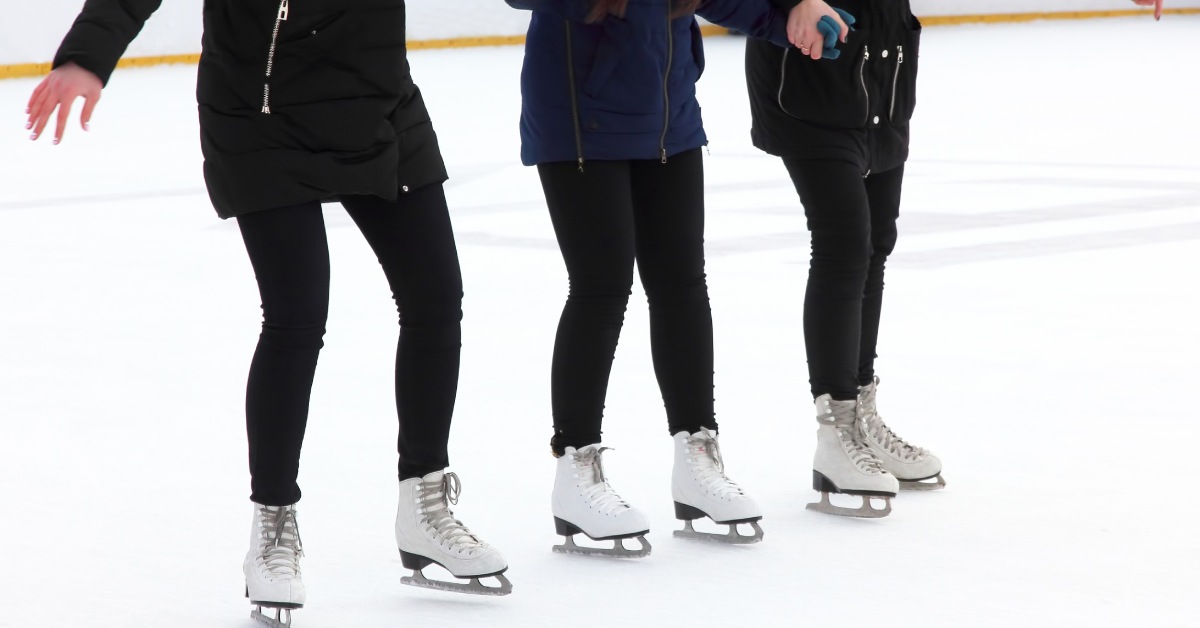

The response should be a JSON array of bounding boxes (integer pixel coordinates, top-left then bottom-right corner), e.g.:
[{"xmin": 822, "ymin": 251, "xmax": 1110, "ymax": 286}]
[
  {"xmin": 279, "ymin": 0, "xmax": 290, "ymax": 21},
  {"xmin": 864, "ymin": 46, "xmax": 870, "ymax": 61},
  {"xmin": 660, "ymin": 148, "xmax": 668, "ymax": 164},
  {"xmin": 897, "ymin": 45, "xmax": 903, "ymax": 64}
]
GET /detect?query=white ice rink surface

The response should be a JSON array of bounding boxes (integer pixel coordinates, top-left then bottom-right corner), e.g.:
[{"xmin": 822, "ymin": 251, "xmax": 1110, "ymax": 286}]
[{"xmin": 2, "ymin": 16, "xmax": 1198, "ymax": 628}]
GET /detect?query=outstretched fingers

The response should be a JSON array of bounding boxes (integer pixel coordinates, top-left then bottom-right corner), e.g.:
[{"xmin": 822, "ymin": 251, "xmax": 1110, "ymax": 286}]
[
  {"xmin": 26, "ymin": 64, "xmax": 103, "ymax": 143},
  {"xmin": 26, "ymin": 79, "xmax": 52, "ymax": 133},
  {"xmin": 29, "ymin": 94, "xmax": 64, "ymax": 141},
  {"xmin": 54, "ymin": 96, "xmax": 76, "ymax": 144},
  {"xmin": 26, "ymin": 79, "xmax": 48, "ymax": 119},
  {"xmin": 80, "ymin": 92, "xmax": 99, "ymax": 132}
]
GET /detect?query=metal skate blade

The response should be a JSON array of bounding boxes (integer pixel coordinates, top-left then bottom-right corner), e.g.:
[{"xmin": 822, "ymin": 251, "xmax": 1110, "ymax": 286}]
[
  {"xmin": 673, "ymin": 519, "xmax": 764, "ymax": 545},
  {"xmin": 552, "ymin": 534, "xmax": 652, "ymax": 558},
  {"xmin": 401, "ymin": 569, "xmax": 513, "ymax": 596},
  {"xmin": 806, "ymin": 492, "xmax": 892, "ymax": 518},
  {"xmin": 251, "ymin": 607, "xmax": 293, "ymax": 628},
  {"xmin": 900, "ymin": 474, "xmax": 946, "ymax": 491}
]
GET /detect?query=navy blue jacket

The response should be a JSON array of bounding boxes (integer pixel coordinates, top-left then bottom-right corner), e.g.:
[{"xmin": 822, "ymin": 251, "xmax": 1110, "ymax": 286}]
[{"xmin": 507, "ymin": 0, "xmax": 790, "ymax": 166}]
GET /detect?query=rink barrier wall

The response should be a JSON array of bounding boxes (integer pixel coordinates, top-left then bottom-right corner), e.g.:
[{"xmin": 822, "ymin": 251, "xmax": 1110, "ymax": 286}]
[{"xmin": 2, "ymin": 9, "xmax": 1197, "ymax": 81}]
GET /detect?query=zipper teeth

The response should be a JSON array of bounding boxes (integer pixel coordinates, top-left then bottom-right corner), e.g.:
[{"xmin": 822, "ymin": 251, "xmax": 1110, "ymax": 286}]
[
  {"xmin": 262, "ymin": 0, "xmax": 289, "ymax": 115},
  {"xmin": 859, "ymin": 45, "xmax": 870, "ymax": 127},
  {"xmin": 777, "ymin": 49, "xmax": 787, "ymax": 114},
  {"xmin": 564, "ymin": 21, "xmax": 585, "ymax": 172},
  {"xmin": 889, "ymin": 45, "xmax": 903, "ymax": 121},
  {"xmin": 659, "ymin": 6, "xmax": 673, "ymax": 163}
]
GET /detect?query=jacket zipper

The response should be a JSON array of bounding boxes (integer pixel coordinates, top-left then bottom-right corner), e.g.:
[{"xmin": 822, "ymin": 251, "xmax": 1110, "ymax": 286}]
[
  {"xmin": 888, "ymin": 45, "xmax": 904, "ymax": 121},
  {"xmin": 776, "ymin": 48, "xmax": 791, "ymax": 116},
  {"xmin": 859, "ymin": 45, "xmax": 870, "ymax": 127},
  {"xmin": 261, "ymin": 0, "xmax": 290, "ymax": 114},
  {"xmin": 861, "ymin": 45, "xmax": 872, "ymax": 178},
  {"xmin": 658, "ymin": 6, "xmax": 673, "ymax": 164},
  {"xmin": 564, "ymin": 21, "xmax": 585, "ymax": 172}
]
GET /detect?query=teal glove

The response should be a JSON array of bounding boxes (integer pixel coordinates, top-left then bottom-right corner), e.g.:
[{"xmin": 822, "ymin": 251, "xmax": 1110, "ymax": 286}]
[{"xmin": 816, "ymin": 8, "xmax": 856, "ymax": 60}]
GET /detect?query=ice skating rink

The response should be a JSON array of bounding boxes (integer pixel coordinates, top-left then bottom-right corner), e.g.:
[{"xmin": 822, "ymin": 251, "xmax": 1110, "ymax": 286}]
[{"xmin": 1, "ymin": 16, "xmax": 1198, "ymax": 628}]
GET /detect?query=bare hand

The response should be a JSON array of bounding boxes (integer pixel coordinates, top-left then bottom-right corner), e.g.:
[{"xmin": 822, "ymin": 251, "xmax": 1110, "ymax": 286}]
[
  {"xmin": 26, "ymin": 62, "xmax": 103, "ymax": 145},
  {"xmin": 787, "ymin": 0, "xmax": 849, "ymax": 60},
  {"xmin": 1132, "ymin": 0, "xmax": 1164, "ymax": 20}
]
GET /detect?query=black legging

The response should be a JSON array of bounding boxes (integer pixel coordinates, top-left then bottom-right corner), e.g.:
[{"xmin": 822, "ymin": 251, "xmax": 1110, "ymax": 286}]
[
  {"xmin": 537, "ymin": 148, "xmax": 717, "ymax": 454},
  {"xmin": 237, "ymin": 184, "xmax": 463, "ymax": 506},
  {"xmin": 782, "ymin": 160, "xmax": 904, "ymax": 401}
]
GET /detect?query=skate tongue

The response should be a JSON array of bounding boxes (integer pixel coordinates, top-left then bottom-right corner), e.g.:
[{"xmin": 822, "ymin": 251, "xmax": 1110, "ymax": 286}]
[{"xmin": 422, "ymin": 470, "xmax": 445, "ymax": 483}]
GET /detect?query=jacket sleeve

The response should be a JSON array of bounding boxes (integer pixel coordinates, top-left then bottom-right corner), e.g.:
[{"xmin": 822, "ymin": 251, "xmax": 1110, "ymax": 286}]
[
  {"xmin": 52, "ymin": 0, "xmax": 164, "ymax": 86},
  {"xmin": 769, "ymin": 0, "xmax": 803, "ymax": 10},
  {"xmin": 504, "ymin": 0, "xmax": 595, "ymax": 22},
  {"xmin": 697, "ymin": 0, "xmax": 791, "ymax": 48}
]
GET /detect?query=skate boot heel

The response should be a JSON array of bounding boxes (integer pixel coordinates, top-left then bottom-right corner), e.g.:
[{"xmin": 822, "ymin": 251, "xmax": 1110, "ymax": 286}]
[
  {"xmin": 554, "ymin": 516, "xmax": 584, "ymax": 537},
  {"xmin": 812, "ymin": 470, "xmax": 839, "ymax": 493},
  {"xmin": 674, "ymin": 501, "xmax": 707, "ymax": 521},
  {"xmin": 399, "ymin": 550, "xmax": 434, "ymax": 571}
]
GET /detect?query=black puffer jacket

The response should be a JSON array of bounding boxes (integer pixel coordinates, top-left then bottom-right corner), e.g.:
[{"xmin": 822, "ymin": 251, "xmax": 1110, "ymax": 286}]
[
  {"xmin": 745, "ymin": 0, "xmax": 920, "ymax": 175},
  {"xmin": 54, "ymin": 0, "xmax": 447, "ymax": 218}
]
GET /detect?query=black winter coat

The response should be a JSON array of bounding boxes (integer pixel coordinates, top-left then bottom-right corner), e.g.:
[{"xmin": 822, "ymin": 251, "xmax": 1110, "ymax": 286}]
[
  {"xmin": 745, "ymin": 0, "xmax": 921, "ymax": 175},
  {"xmin": 54, "ymin": 0, "xmax": 447, "ymax": 218}
]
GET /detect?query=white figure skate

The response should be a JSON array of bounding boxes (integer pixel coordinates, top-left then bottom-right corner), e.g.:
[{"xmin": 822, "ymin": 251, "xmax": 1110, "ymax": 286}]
[
  {"xmin": 807, "ymin": 395, "xmax": 899, "ymax": 518},
  {"xmin": 671, "ymin": 429, "xmax": 763, "ymax": 544},
  {"xmin": 552, "ymin": 445, "xmax": 651, "ymax": 558},
  {"xmin": 244, "ymin": 503, "xmax": 304, "ymax": 628},
  {"xmin": 395, "ymin": 471, "xmax": 512, "ymax": 596},
  {"xmin": 859, "ymin": 377, "xmax": 946, "ymax": 490}
]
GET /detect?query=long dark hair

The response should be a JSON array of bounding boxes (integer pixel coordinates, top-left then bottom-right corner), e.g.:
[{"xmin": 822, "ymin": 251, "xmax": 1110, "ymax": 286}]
[{"xmin": 586, "ymin": 0, "xmax": 703, "ymax": 23}]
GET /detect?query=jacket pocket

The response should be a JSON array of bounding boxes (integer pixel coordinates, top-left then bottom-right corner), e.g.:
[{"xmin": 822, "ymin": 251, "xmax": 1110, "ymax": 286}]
[
  {"xmin": 280, "ymin": 11, "xmax": 350, "ymax": 58},
  {"xmin": 777, "ymin": 32, "xmax": 870, "ymax": 129},
  {"xmin": 887, "ymin": 20, "xmax": 920, "ymax": 124}
]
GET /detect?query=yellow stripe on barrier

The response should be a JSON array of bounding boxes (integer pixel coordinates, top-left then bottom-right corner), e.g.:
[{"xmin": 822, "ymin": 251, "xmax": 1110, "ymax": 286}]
[
  {"xmin": 922, "ymin": 8, "xmax": 1200, "ymax": 26},
  {"xmin": 1, "ymin": 9, "xmax": 1196, "ymax": 80}
]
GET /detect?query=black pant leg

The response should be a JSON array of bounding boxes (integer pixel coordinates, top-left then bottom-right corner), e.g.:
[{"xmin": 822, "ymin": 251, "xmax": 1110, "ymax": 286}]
[
  {"xmin": 340, "ymin": 185, "xmax": 464, "ymax": 481},
  {"xmin": 859, "ymin": 166, "xmax": 904, "ymax": 386},
  {"xmin": 629, "ymin": 148, "xmax": 717, "ymax": 436},
  {"xmin": 537, "ymin": 161, "xmax": 637, "ymax": 454},
  {"xmin": 782, "ymin": 159, "xmax": 872, "ymax": 401},
  {"xmin": 237, "ymin": 202, "xmax": 331, "ymax": 506}
]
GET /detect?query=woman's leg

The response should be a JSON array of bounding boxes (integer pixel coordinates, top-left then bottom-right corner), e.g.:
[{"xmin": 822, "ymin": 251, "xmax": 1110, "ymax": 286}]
[
  {"xmin": 340, "ymin": 185, "xmax": 463, "ymax": 481},
  {"xmin": 237, "ymin": 202, "xmax": 331, "ymax": 506},
  {"xmin": 628, "ymin": 148, "xmax": 717, "ymax": 435},
  {"xmin": 782, "ymin": 159, "xmax": 872, "ymax": 401},
  {"xmin": 536, "ymin": 161, "xmax": 637, "ymax": 455},
  {"xmin": 858, "ymin": 165, "xmax": 904, "ymax": 386}
]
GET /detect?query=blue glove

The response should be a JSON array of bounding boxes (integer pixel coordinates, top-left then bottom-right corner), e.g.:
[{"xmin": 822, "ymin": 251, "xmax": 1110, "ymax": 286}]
[{"xmin": 816, "ymin": 8, "xmax": 856, "ymax": 60}]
